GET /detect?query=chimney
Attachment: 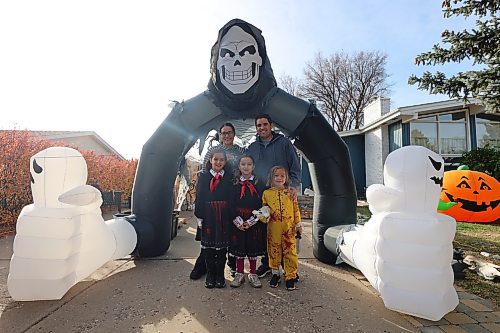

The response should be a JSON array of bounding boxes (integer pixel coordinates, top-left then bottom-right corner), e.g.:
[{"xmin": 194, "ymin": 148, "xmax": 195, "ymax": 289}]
[{"xmin": 363, "ymin": 97, "xmax": 391, "ymax": 125}]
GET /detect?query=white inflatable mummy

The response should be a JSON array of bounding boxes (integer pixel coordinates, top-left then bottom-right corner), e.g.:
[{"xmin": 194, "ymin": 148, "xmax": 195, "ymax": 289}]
[
  {"xmin": 338, "ymin": 146, "xmax": 458, "ymax": 321},
  {"xmin": 8, "ymin": 147, "xmax": 137, "ymax": 301}
]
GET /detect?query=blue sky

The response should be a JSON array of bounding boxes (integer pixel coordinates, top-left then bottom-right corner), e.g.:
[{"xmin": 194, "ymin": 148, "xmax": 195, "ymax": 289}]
[{"xmin": 0, "ymin": 0, "xmax": 476, "ymax": 159}]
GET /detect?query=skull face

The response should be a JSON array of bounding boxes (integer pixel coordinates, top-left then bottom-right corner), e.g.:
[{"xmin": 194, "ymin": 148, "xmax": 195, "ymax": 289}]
[{"xmin": 216, "ymin": 26, "xmax": 262, "ymax": 94}]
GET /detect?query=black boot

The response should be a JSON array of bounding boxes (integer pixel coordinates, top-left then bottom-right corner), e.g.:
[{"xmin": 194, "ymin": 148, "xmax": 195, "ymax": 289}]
[
  {"xmin": 190, "ymin": 249, "xmax": 207, "ymax": 280},
  {"xmin": 205, "ymin": 251, "xmax": 216, "ymax": 289},
  {"xmin": 215, "ymin": 253, "xmax": 227, "ymax": 288}
]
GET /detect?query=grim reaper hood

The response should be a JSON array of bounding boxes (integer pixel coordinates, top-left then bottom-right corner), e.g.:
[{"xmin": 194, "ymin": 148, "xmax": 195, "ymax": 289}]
[{"xmin": 207, "ymin": 18, "xmax": 277, "ymax": 115}]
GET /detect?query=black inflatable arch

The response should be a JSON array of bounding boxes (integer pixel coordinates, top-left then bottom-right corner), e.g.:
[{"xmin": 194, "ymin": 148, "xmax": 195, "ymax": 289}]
[
  {"xmin": 128, "ymin": 89, "xmax": 357, "ymax": 263},
  {"xmin": 127, "ymin": 19, "xmax": 357, "ymax": 264}
]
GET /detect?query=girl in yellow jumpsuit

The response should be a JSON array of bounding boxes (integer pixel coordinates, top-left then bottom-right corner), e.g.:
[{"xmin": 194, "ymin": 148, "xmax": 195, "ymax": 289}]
[{"xmin": 262, "ymin": 166, "xmax": 302, "ymax": 290}]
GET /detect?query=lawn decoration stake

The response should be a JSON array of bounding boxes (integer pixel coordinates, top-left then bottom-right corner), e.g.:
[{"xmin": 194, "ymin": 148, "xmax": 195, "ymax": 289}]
[
  {"xmin": 127, "ymin": 19, "xmax": 357, "ymax": 262},
  {"xmin": 337, "ymin": 146, "xmax": 458, "ymax": 321},
  {"xmin": 8, "ymin": 147, "xmax": 136, "ymax": 301},
  {"xmin": 439, "ymin": 165, "xmax": 499, "ymax": 223}
]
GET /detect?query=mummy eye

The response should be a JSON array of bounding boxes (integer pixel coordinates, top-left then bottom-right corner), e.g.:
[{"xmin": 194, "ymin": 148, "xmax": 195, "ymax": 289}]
[
  {"xmin": 428, "ymin": 156, "xmax": 442, "ymax": 171},
  {"xmin": 33, "ymin": 159, "xmax": 43, "ymax": 174}
]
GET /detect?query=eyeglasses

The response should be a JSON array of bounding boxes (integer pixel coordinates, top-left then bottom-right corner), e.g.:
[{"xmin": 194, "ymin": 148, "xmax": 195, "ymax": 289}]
[{"xmin": 220, "ymin": 131, "xmax": 234, "ymax": 136}]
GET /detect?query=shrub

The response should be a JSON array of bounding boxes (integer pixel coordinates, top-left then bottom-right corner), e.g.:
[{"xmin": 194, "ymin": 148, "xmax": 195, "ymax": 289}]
[
  {"xmin": 460, "ymin": 145, "xmax": 500, "ymax": 180},
  {"xmin": 0, "ymin": 131, "xmax": 137, "ymax": 234},
  {"xmin": 0, "ymin": 131, "xmax": 54, "ymax": 234},
  {"xmin": 83, "ymin": 150, "xmax": 138, "ymax": 200}
]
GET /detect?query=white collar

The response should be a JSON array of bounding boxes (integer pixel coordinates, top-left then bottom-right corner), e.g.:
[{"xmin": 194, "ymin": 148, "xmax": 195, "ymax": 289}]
[
  {"xmin": 240, "ymin": 175, "xmax": 254, "ymax": 181},
  {"xmin": 210, "ymin": 169, "xmax": 225, "ymax": 177}
]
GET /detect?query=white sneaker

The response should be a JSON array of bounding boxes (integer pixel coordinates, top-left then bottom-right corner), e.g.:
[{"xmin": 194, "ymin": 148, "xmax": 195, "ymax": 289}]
[
  {"xmin": 230, "ymin": 273, "xmax": 245, "ymax": 288},
  {"xmin": 247, "ymin": 273, "xmax": 262, "ymax": 288}
]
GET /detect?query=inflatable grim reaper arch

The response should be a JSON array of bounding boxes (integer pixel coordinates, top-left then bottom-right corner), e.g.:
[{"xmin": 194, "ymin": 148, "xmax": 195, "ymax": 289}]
[{"xmin": 128, "ymin": 19, "xmax": 357, "ymax": 263}]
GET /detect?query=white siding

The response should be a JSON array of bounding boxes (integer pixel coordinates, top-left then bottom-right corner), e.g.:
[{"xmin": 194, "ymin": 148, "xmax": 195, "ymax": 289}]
[
  {"xmin": 363, "ymin": 97, "xmax": 391, "ymax": 125},
  {"xmin": 365, "ymin": 124, "xmax": 390, "ymax": 186}
]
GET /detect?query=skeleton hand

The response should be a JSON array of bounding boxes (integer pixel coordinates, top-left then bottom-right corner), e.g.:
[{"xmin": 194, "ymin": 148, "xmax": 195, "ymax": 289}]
[
  {"xmin": 245, "ymin": 216, "xmax": 258, "ymax": 229},
  {"xmin": 252, "ymin": 206, "xmax": 271, "ymax": 223},
  {"xmin": 233, "ymin": 216, "xmax": 245, "ymax": 230}
]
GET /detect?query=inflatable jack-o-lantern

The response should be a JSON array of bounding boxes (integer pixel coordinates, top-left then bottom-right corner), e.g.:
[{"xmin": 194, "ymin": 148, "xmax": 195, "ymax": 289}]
[{"xmin": 439, "ymin": 165, "xmax": 499, "ymax": 223}]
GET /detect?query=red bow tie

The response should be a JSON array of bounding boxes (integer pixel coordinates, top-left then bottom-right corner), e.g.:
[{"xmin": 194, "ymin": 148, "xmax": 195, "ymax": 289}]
[
  {"xmin": 240, "ymin": 180, "xmax": 258, "ymax": 199},
  {"xmin": 210, "ymin": 174, "xmax": 222, "ymax": 192}
]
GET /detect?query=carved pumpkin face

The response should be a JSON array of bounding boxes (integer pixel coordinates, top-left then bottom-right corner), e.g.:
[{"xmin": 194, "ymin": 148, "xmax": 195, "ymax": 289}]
[{"xmin": 439, "ymin": 167, "xmax": 500, "ymax": 223}]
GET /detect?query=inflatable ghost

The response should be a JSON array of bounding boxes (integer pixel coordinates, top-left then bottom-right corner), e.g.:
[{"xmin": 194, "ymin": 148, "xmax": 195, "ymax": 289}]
[
  {"xmin": 128, "ymin": 18, "xmax": 357, "ymax": 262},
  {"xmin": 337, "ymin": 146, "xmax": 458, "ymax": 321},
  {"xmin": 8, "ymin": 147, "xmax": 137, "ymax": 301}
]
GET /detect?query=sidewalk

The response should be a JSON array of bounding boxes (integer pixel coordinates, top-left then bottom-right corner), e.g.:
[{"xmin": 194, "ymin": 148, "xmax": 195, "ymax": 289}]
[{"xmin": 0, "ymin": 211, "xmax": 498, "ymax": 333}]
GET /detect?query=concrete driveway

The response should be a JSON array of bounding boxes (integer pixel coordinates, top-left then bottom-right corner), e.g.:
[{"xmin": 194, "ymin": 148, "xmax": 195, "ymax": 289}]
[{"xmin": 0, "ymin": 211, "xmax": 422, "ymax": 333}]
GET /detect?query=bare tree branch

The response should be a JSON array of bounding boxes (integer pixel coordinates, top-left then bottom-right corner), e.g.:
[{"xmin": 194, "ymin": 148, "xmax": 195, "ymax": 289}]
[
  {"xmin": 278, "ymin": 73, "xmax": 301, "ymax": 97},
  {"xmin": 299, "ymin": 51, "xmax": 391, "ymax": 131}
]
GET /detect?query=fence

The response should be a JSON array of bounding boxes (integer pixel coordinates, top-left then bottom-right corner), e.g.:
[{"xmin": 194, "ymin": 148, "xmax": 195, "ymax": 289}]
[{"xmin": 101, "ymin": 191, "xmax": 129, "ymax": 213}]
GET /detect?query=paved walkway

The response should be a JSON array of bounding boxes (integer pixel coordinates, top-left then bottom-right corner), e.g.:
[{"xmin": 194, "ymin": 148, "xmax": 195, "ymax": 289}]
[{"xmin": 0, "ymin": 211, "xmax": 498, "ymax": 333}]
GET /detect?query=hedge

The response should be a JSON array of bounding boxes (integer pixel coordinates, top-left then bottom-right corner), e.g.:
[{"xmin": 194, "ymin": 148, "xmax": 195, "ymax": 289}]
[{"xmin": 0, "ymin": 130, "xmax": 137, "ymax": 235}]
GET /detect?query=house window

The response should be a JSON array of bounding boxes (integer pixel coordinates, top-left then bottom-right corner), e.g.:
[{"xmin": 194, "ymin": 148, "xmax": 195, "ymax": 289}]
[
  {"xmin": 475, "ymin": 113, "xmax": 500, "ymax": 148},
  {"xmin": 388, "ymin": 121, "xmax": 402, "ymax": 152},
  {"xmin": 410, "ymin": 111, "xmax": 468, "ymax": 156},
  {"xmin": 410, "ymin": 120, "xmax": 438, "ymax": 151}
]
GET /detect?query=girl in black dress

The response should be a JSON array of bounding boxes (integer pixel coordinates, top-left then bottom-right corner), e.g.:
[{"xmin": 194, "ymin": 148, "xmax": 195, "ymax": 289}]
[
  {"xmin": 229, "ymin": 154, "xmax": 267, "ymax": 288},
  {"xmin": 195, "ymin": 149, "xmax": 232, "ymax": 288}
]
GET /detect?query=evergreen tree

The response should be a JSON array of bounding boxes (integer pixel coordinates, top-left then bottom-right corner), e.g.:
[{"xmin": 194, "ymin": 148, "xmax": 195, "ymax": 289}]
[{"xmin": 408, "ymin": 0, "xmax": 499, "ymax": 112}]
